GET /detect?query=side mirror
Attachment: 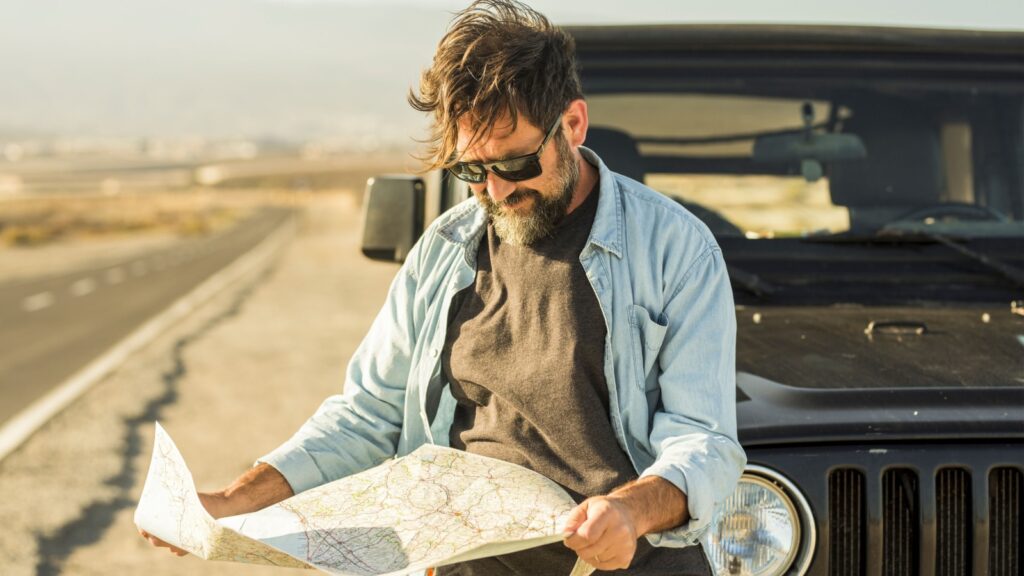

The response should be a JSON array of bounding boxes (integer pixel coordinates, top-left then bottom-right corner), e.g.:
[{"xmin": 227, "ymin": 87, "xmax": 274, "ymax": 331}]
[{"xmin": 360, "ymin": 175, "xmax": 425, "ymax": 262}]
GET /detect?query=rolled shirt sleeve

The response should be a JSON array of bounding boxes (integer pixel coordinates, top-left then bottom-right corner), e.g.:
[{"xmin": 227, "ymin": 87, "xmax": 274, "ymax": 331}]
[{"xmin": 639, "ymin": 246, "xmax": 746, "ymax": 547}]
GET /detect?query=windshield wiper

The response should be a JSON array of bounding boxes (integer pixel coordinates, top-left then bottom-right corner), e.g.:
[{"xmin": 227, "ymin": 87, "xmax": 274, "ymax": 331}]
[
  {"xmin": 889, "ymin": 230, "xmax": 1024, "ymax": 291},
  {"xmin": 805, "ymin": 230, "xmax": 1024, "ymax": 290}
]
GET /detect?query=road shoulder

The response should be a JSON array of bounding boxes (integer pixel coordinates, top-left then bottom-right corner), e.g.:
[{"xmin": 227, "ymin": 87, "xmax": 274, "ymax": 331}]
[{"xmin": 0, "ymin": 192, "xmax": 399, "ymax": 576}]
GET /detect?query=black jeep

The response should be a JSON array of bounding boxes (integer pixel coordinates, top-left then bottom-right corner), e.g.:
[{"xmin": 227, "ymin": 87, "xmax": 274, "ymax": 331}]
[{"xmin": 361, "ymin": 24, "xmax": 1024, "ymax": 576}]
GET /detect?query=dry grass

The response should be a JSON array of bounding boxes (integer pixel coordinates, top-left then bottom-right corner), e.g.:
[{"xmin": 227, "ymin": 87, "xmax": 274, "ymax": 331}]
[
  {"xmin": 0, "ymin": 153, "xmax": 412, "ymax": 248},
  {"xmin": 0, "ymin": 189, "xmax": 318, "ymax": 248}
]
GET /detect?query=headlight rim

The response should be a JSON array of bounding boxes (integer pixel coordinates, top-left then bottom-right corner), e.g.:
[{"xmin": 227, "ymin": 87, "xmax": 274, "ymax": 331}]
[{"xmin": 736, "ymin": 464, "xmax": 816, "ymax": 576}]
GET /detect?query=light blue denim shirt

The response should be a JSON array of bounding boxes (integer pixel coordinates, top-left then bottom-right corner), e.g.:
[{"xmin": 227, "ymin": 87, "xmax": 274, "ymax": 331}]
[{"xmin": 259, "ymin": 146, "xmax": 746, "ymax": 547}]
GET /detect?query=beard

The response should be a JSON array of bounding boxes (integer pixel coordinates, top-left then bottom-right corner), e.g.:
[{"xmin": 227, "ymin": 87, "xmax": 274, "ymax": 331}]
[{"xmin": 476, "ymin": 133, "xmax": 580, "ymax": 246}]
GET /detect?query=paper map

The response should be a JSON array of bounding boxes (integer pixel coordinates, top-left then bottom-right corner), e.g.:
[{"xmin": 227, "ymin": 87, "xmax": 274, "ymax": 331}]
[{"xmin": 134, "ymin": 423, "xmax": 595, "ymax": 575}]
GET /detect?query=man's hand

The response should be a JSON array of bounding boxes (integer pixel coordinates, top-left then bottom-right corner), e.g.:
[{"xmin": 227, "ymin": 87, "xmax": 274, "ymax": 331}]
[
  {"xmin": 137, "ymin": 463, "xmax": 293, "ymax": 557},
  {"xmin": 562, "ymin": 496, "xmax": 639, "ymax": 570},
  {"xmin": 139, "ymin": 528, "xmax": 188, "ymax": 556},
  {"xmin": 138, "ymin": 492, "xmax": 230, "ymax": 556},
  {"xmin": 562, "ymin": 476, "xmax": 689, "ymax": 571}
]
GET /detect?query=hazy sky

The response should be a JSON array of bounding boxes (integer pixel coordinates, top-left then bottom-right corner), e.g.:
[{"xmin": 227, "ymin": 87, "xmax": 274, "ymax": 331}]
[{"xmin": 2, "ymin": 0, "xmax": 1022, "ymax": 144}]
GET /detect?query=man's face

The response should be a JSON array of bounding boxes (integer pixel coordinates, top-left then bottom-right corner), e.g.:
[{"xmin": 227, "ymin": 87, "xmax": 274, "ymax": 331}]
[{"xmin": 455, "ymin": 114, "xmax": 579, "ymax": 246}]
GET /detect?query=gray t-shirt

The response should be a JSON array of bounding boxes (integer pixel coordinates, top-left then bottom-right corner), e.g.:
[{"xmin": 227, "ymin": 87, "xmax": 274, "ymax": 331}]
[
  {"xmin": 438, "ymin": 185, "xmax": 711, "ymax": 576},
  {"xmin": 444, "ymin": 184, "xmax": 635, "ymax": 503}
]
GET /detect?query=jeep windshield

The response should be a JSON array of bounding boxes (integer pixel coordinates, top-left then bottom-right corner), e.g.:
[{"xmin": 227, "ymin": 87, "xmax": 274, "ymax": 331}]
[{"xmin": 574, "ymin": 25, "xmax": 1024, "ymax": 306}]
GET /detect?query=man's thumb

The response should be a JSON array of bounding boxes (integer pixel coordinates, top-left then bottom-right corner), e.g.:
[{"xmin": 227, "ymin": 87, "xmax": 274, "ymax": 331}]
[{"xmin": 562, "ymin": 502, "xmax": 590, "ymax": 535}]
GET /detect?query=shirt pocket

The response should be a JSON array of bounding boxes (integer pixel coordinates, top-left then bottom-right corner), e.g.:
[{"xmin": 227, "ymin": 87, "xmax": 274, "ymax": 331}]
[{"xmin": 628, "ymin": 303, "xmax": 668, "ymax": 390}]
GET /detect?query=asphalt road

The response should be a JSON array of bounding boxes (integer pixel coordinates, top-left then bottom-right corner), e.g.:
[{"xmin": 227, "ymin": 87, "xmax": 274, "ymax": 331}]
[{"xmin": 0, "ymin": 207, "xmax": 294, "ymax": 425}]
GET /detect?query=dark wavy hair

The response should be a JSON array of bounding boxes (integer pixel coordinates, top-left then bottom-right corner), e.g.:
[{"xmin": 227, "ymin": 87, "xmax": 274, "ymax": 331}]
[{"xmin": 408, "ymin": 0, "xmax": 583, "ymax": 171}]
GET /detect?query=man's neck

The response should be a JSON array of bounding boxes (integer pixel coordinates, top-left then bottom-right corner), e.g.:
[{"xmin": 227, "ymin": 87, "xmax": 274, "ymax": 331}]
[{"xmin": 564, "ymin": 151, "xmax": 599, "ymax": 215}]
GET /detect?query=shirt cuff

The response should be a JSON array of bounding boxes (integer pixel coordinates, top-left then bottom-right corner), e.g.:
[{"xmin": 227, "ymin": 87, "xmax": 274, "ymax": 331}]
[
  {"xmin": 255, "ymin": 442, "xmax": 327, "ymax": 495},
  {"xmin": 638, "ymin": 466, "xmax": 710, "ymax": 547}
]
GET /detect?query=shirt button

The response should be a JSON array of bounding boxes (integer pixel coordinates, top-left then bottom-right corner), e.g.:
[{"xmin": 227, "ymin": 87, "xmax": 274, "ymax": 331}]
[{"xmin": 431, "ymin": 348, "xmax": 439, "ymax": 358}]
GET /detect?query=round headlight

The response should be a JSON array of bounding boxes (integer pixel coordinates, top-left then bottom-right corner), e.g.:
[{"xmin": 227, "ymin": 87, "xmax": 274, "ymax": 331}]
[{"xmin": 700, "ymin": 466, "xmax": 813, "ymax": 576}]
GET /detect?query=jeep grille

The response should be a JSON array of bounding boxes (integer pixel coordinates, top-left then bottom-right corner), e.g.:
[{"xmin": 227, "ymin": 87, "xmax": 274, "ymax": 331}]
[{"xmin": 827, "ymin": 465, "xmax": 1022, "ymax": 576}]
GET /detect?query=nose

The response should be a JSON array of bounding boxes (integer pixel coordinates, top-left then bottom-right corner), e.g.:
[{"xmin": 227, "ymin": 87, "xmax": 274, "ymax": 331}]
[{"xmin": 484, "ymin": 171, "xmax": 516, "ymax": 204}]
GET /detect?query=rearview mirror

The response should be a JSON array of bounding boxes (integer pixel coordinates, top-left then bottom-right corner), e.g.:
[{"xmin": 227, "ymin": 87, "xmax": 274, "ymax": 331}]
[
  {"xmin": 753, "ymin": 131, "xmax": 867, "ymax": 164},
  {"xmin": 360, "ymin": 175, "xmax": 424, "ymax": 262},
  {"xmin": 753, "ymin": 102, "xmax": 867, "ymax": 182},
  {"xmin": 753, "ymin": 132, "xmax": 866, "ymax": 183}
]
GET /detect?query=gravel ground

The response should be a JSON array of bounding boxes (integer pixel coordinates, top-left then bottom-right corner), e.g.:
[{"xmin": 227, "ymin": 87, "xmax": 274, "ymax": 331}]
[{"xmin": 0, "ymin": 192, "xmax": 401, "ymax": 575}]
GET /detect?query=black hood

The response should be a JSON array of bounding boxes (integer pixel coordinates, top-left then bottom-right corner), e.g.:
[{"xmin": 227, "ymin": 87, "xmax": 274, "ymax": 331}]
[
  {"xmin": 737, "ymin": 304, "xmax": 1024, "ymax": 389},
  {"xmin": 735, "ymin": 304, "xmax": 1024, "ymax": 445}
]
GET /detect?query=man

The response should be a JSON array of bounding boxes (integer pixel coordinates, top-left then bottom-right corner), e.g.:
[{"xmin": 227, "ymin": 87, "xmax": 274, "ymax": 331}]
[{"xmin": 142, "ymin": 1, "xmax": 745, "ymax": 574}]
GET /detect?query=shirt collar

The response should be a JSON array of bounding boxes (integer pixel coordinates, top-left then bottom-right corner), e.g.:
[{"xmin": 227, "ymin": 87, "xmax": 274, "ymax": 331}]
[{"xmin": 580, "ymin": 145, "xmax": 624, "ymax": 259}]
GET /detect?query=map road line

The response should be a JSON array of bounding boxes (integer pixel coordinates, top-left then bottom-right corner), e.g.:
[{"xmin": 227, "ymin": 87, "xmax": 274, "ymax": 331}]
[{"xmin": 0, "ymin": 213, "xmax": 297, "ymax": 463}]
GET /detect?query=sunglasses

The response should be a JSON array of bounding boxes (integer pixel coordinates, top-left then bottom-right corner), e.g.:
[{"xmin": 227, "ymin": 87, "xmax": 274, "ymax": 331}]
[{"xmin": 449, "ymin": 113, "xmax": 563, "ymax": 184}]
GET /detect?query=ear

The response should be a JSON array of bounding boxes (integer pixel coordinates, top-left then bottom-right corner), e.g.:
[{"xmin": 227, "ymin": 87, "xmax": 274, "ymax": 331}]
[{"xmin": 562, "ymin": 99, "xmax": 589, "ymax": 149}]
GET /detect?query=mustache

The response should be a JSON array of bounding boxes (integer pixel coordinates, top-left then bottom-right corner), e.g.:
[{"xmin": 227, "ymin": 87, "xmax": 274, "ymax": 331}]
[
  {"xmin": 502, "ymin": 188, "xmax": 541, "ymax": 206},
  {"xmin": 484, "ymin": 188, "xmax": 540, "ymax": 210}
]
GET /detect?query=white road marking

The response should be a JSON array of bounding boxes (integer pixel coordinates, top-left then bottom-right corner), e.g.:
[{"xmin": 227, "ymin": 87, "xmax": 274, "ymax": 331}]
[
  {"xmin": 131, "ymin": 261, "xmax": 148, "ymax": 276},
  {"xmin": 106, "ymin": 267, "xmax": 126, "ymax": 284},
  {"xmin": 70, "ymin": 278, "xmax": 97, "ymax": 297},
  {"xmin": 22, "ymin": 291, "xmax": 55, "ymax": 312}
]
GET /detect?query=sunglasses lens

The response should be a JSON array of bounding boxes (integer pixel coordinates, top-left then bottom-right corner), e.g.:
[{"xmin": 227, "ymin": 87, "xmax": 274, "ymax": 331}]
[
  {"xmin": 452, "ymin": 163, "xmax": 487, "ymax": 183},
  {"xmin": 492, "ymin": 158, "xmax": 542, "ymax": 182}
]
